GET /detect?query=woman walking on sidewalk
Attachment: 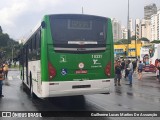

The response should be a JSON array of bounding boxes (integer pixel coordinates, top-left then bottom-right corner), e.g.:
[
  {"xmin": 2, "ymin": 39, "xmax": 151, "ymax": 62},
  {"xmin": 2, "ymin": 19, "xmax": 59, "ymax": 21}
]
[{"xmin": 137, "ymin": 61, "xmax": 144, "ymax": 80}]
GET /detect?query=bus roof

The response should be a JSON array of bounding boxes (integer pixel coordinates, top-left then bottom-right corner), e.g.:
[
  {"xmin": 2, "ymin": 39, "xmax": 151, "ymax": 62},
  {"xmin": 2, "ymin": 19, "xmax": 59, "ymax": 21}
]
[
  {"xmin": 47, "ymin": 14, "xmax": 109, "ymax": 20},
  {"xmin": 21, "ymin": 14, "xmax": 110, "ymax": 45},
  {"xmin": 22, "ymin": 20, "xmax": 41, "ymax": 45}
]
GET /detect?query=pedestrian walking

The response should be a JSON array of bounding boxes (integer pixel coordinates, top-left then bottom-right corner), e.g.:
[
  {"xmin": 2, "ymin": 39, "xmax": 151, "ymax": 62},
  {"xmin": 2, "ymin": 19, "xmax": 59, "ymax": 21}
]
[
  {"xmin": 156, "ymin": 59, "xmax": 160, "ymax": 82},
  {"xmin": 132, "ymin": 60, "xmax": 137, "ymax": 73},
  {"xmin": 155, "ymin": 59, "xmax": 159, "ymax": 67},
  {"xmin": 156, "ymin": 67, "xmax": 159, "ymax": 81},
  {"xmin": 0, "ymin": 66, "xmax": 4, "ymax": 98},
  {"xmin": 114, "ymin": 60, "xmax": 122, "ymax": 86},
  {"xmin": 137, "ymin": 61, "xmax": 144, "ymax": 80},
  {"xmin": 3, "ymin": 63, "xmax": 9, "ymax": 79},
  {"xmin": 127, "ymin": 60, "xmax": 133, "ymax": 85},
  {"xmin": 121, "ymin": 59, "xmax": 125, "ymax": 77},
  {"xmin": 124, "ymin": 60, "xmax": 129, "ymax": 80}
]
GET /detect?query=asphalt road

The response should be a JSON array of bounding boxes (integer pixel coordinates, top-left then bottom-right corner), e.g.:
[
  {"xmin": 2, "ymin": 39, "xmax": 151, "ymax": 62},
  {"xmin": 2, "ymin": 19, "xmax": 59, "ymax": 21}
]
[{"xmin": 0, "ymin": 69, "xmax": 160, "ymax": 120}]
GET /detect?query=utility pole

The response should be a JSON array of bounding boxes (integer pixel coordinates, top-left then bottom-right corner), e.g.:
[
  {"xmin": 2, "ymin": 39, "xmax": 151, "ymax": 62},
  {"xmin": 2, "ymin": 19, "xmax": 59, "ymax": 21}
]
[
  {"xmin": 135, "ymin": 19, "xmax": 137, "ymax": 58},
  {"xmin": 127, "ymin": 0, "xmax": 130, "ymax": 57},
  {"xmin": 82, "ymin": 7, "xmax": 84, "ymax": 14},
  {"xmin": 12, "ymin": 45, "xmax": 14, "ymax": 64}
]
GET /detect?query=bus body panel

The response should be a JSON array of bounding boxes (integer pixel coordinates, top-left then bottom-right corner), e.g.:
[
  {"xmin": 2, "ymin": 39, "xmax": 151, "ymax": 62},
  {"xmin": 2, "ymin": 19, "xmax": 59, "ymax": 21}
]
[
  {"xmin": 47, "ymin": 50, "xmax": 111, "ymax": 81},
  {"xmin": 20, "ymin": 14, "xmax": 114, "ymax": 98}
]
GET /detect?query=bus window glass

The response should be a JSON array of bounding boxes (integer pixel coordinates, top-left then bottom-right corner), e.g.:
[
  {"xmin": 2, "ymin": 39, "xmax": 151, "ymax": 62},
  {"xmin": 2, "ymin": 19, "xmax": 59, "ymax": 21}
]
[
  {"xmin": 49, "ymin": 15, "xmax": 107, "ymax": 48},
  {"xmin": 36, "ymin": 30, "xmax": 41, "ymax": 60}
]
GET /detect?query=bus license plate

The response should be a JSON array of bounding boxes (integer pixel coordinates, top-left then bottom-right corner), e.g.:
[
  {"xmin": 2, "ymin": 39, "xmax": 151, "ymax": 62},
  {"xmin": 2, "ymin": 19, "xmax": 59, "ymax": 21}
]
[{"xmin": 75, "ymin": 70, "xmax": 87, "ymax": 74}]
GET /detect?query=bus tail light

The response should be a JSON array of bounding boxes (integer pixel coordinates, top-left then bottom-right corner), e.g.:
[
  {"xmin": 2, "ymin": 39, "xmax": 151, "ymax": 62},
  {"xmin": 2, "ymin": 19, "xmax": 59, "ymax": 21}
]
[
  {"xmin": 105, "ymin": 62, "xmax": 111, "ymax": 77},
  {"xmin": 48, "ymin": 62, "xmax": 56, "ymax": 80}
]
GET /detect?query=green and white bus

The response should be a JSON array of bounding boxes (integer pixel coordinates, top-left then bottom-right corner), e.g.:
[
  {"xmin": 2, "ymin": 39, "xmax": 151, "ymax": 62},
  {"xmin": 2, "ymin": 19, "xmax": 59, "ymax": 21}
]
[{"xmin": 20, "ymin": 14, "xmax": 114, "ymax": 98}]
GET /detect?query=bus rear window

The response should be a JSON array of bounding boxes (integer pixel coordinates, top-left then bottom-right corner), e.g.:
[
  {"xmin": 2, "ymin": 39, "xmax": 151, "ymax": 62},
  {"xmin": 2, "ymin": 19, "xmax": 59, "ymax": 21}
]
[{"xmin": 49, "ymin": 15, "xmax": 107, "ymax": 48}]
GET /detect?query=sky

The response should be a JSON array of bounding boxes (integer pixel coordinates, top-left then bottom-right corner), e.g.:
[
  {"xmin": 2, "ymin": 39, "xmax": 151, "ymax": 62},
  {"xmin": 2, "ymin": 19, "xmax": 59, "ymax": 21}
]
[{"xmin": 0, "ymin": 0, "xmax": 160, "ymax": 40}]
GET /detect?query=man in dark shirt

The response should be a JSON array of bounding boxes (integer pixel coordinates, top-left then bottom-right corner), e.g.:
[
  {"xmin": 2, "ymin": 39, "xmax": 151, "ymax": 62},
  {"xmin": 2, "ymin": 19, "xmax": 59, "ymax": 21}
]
[
  {"xmin": 132, "ymin": 60, "xmax": 137, "ymax": 73},
  {"xmin": 125, "ymin": 60, "xmax": 129, "ymax": 79},
  {"xmin": 114, "ymin": 61, "xmax": 122, "ymax": 86}
]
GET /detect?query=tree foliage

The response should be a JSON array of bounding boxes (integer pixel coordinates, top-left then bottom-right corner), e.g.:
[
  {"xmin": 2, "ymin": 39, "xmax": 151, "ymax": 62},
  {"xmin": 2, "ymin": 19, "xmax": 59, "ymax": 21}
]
[
  {"xmin": 150, "ymin": 40, "xmax": 160, "ymax": 43},
  {"xmin": 139, "ymin": 37, "xmax": 149, "ymax": 41},
  {"xmin": 131, "ymin": 35, "xmax": 136, "ymax": 40},
  {"xmin": 0, "ymin": 26, "xmax": 20, "ymax": 62},
  {"xmin": 0, "ymin": 26, "xmax": 2, "ymax": 34},
  {"xmin": 114, "ymin": 39, "xmax": 131, "ymax": 45}
]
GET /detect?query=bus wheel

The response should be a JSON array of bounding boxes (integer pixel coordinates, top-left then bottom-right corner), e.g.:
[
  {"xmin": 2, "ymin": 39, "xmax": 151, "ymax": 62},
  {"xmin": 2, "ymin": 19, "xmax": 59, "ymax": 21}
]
[
  {"xmin": 21, "ymin": 77, "xmax": 25, "ymax": 91},
  {"xmin": 22, "ymin": 82, "xmax": 25, "ymax": 91},
  {"xmin": 30, "ymin": 73, "xmax": 37, "ymax": 99},
  {"xmin": 30, "ymin": 85, "xmax": 35, "ymax": 99}
]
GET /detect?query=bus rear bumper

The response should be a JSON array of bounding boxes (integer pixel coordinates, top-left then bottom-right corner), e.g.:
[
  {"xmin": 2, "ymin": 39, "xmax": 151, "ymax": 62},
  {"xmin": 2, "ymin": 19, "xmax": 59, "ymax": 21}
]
[
  {"xmin": 40, "ymin": 79, "xmax": 111, "ymax": 98},
  {"xmin": 49, "ymin": 88, "xmax": 109, "ymax": 97}
]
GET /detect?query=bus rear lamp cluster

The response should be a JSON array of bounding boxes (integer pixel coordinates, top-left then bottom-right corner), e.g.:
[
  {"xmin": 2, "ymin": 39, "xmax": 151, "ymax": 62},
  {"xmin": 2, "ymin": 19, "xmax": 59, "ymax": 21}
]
[
  {"xmin": 105, "ymin": 62, "xmax": 111, "ymax": 77},
  {"xmin": 48, "ymin": 62, "xmax": 56, "ymax": 80}
]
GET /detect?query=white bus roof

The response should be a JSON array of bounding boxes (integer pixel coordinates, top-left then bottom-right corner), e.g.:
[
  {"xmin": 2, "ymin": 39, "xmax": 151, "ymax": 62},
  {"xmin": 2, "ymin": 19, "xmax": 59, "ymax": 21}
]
[{"xmin": 22, "ymin": 20, "xmax": 41, "ymax": 45}]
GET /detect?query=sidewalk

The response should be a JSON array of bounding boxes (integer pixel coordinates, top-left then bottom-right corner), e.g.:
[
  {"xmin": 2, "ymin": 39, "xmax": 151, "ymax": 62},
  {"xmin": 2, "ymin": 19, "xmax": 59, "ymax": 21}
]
[
  {"xmin": 5, "ymin": 69, "xmax": 20, "ymax": 81},
  {"xmin": 121, "ymin": 71, "xmax": 157, "ymax": 84}
]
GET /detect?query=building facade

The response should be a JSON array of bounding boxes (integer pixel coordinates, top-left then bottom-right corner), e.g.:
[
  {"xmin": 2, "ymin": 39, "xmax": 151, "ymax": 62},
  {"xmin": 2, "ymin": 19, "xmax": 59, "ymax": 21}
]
[
  {"xmin": 144, "ymin": 3, "xmax": 157, "ymax": 20},
  {"xmin": 121, "ymin": 26, "xmax": 128, "ymax": 39},
  {"xmin": 114, "ymin": 40, "xmax": 144, "ymax": 58},
  {"xmin": 150, "ymin": 10, "xmax": 160, "ymax": 41},
  {"xmin": 135, "ymin": 19, "xmax": 151, "ymax": 41},
  {"xmin": 151, "ymin": 14, "xmax": 158, "ymax": 41},
  {"xmin": 158, "ymin": 10, "xmax": 160, "ymax": 40},
  {"xmin": 111, "ymin": 18, "xmax": 122, "ymax": 42}
]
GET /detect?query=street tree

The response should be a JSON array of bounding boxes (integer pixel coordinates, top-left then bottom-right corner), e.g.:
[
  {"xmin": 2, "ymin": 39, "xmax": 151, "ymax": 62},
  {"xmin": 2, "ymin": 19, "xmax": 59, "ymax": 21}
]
[
  {"xmin": 139, "ymin": 37, "xmax": 150, "ymax": 42},
  {"xmin": 150, "ymin": 40, "xmax": 160, "ymax": 43},
  {"xmin": 0, "ymin": 26, "xmax": 2, "ymax": 34},
  {"xmin": 0, "ymin": 26, "xmax": 20, "ymax": 61}
]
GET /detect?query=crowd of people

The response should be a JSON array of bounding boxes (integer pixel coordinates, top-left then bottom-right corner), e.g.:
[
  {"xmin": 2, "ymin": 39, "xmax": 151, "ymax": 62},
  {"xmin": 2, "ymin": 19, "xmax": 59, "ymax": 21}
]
[
  {"xmin": 114, "ymin": 58, "xmax": 160, "ymax": 87},
  {"xmin": 114, "ymin": 59, "xmax": 137, "ymax": 86},
  {"xmin": 0, "ymin": 62, "xmax": 9, "ymax": 98}
]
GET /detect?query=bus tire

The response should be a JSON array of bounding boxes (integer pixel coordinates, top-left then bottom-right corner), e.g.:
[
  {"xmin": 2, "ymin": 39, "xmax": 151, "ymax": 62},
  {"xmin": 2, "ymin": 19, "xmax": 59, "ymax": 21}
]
[
  {"xmin": 21, "ymin": 73, "xmax": 25, "ymax": 91},
  {"xmin": 22, "ymin": 82, "xmax": 26, "ymax": 91},
  {"xmin": 30, "ymin": 73, "xmax": 37, "ymax": 99}
]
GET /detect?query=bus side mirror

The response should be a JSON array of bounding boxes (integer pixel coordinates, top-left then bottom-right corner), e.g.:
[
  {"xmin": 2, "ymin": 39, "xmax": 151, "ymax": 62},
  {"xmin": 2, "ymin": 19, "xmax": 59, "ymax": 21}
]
[{"xmin": 41, "ymin": 21, "xmax": 46, "ymax": 29}]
